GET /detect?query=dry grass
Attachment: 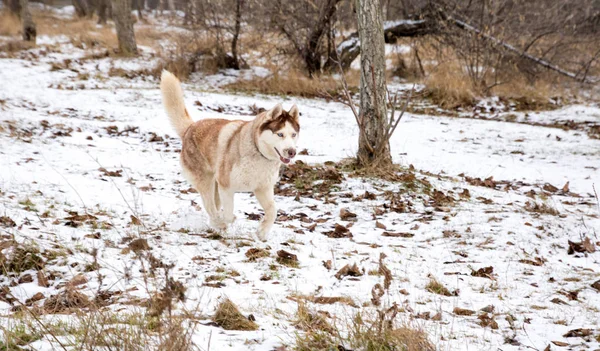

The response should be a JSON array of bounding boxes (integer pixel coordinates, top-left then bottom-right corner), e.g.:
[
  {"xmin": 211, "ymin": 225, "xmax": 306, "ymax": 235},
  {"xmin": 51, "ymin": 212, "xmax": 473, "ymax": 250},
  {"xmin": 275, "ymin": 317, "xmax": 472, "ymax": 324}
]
[
  {"xmin": 212, "ymin": 298, "xmax": 258, "ymax": 331},
  {"xmin": 425, "ymin": 278, "xmax": 454, "ymax": 296},
  {"xmin": 0, "ymin": 11, "xmax": 20, "ymax": 36},
  {"xmin": 423, "ymin": 62, "xmax": 477, "ymax": 109},
  {"xmin": 152, "ymin": 32, "xmax": 222, "ymax": 81},
  {"xmin": 293, "ymin": 303, "xmax": 435, "ymax": 351},
  {"xmin": 224, "ymin": 69, "xmax": 359, "ymax": 98}
]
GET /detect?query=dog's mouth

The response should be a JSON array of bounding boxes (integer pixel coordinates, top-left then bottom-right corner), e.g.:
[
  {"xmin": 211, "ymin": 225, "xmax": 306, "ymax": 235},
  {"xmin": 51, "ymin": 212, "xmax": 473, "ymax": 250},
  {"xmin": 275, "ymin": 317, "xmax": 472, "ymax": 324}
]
[{"xmin": 274, "ymin": 147, "xmax": 291, "ymax": 164}]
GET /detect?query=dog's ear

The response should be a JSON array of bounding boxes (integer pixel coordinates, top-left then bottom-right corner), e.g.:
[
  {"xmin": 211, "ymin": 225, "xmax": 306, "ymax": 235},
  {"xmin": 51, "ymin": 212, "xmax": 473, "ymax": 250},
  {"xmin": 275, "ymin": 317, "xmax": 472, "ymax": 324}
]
[
  {"xmin": 288, "ymin": 104, "xmax": 299, "ymax": 120},
  {"xmin": 265, "ymin": 103, "xmax": 283, "ymax": 120}
]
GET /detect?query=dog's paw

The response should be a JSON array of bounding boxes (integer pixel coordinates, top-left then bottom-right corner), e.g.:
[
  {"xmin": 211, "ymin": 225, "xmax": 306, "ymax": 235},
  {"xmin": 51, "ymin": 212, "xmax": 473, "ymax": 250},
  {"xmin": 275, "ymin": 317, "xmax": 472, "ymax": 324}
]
[
  {"xmin": 255, "ymin": 229, "xmax": 268, "ymax": 242},
  {"xmin": 209, "ymin": 218, "xmax": 227, "ymax": 231},
  {"xmin": 222, "ymin": 215, "xmax": 237, "ymax": 225}
]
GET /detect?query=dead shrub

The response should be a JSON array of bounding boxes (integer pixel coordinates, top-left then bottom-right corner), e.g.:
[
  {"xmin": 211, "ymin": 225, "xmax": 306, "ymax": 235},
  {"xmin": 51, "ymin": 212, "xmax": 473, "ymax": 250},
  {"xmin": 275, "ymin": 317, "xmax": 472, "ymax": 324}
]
[
  {"xmin": 425, "ymin": 277, "xmax": 456, "ymax": 296},
  {"xmin": 524, "ymin": 201, "xmax": 559, "ymax": 216},
  {"xmin": 43, "ymin": 288, "xmax": 91, "ymax": 313},
  {"xmin": 0, "ymin": 243, "xmax": 45, "ymax": 274},
  {"xmin": 212, "ymin": 298, "xmax": 258, "ymax": 331},
  {"xmin": 423, "ymin": 63, "xmax": 477, "ymax": 109},
  {"xmin": 152, "ymin": 33, "xmax": 231, "ymax": 81},
  {"xmin": 224, "ymin": 69, "xmax": 359, "ymax": 98},
  {"xmin": 0, "ymin": 11, "xmax": 20, "ymax": 36}
]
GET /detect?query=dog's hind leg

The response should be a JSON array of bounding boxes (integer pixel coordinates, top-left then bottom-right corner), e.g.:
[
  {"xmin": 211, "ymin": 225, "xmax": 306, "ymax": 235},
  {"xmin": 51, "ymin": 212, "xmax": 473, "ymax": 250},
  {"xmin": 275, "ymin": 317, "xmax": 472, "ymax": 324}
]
[
  {"xmin": 254, "ymin": 186, "xmax": 276, "ymax": 241},
  {"xmin": 193, "ymin": 176, "xmax": 225, "ymax": 230}
]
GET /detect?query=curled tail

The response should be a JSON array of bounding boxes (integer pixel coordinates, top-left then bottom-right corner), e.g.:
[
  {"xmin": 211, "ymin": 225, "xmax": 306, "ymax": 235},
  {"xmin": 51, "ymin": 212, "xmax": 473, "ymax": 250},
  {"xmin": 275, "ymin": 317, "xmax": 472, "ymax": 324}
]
[{"xmin": 160, "ymin": 70, "xmax": 193, "ymax": 138}]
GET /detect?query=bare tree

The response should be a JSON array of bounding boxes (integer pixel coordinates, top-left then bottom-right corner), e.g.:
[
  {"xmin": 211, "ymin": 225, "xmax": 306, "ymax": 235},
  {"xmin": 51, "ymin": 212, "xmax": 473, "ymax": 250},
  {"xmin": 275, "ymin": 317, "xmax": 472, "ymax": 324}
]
[
  {"xmin": 2, "ymin": 0, "xmax": 21, "ymax": 14},
  {"xmin": 230, "ymin": 0, "xmax": 243, "ymax": 69},
  {"xmin": 72, "ymin": 0, "xmax": 93, "ymax": 17},
  {"xmin": 112, "ymin": 0, "xmax": 138, "ymax": 55},
  {"xmin": 356, "ymin": 0, "xmax": 391, "ymax": 167},
  {"xmin": 97, "ymin": 0, "xmax": 110, "ymax": 24},
  {"xmin": 19, "ymin": 0, "xmax": 36, "ymax": 43},
  {"xmin": 275, "ymin": 0, "xmax": 341, "ymax": 76}
]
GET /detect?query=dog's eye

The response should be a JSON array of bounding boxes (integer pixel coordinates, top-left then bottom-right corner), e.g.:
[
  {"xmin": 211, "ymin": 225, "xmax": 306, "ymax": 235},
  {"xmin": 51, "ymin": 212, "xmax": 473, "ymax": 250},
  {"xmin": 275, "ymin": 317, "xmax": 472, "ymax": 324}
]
[
  {"xmin": 277, "ymin": 133, "xmax": 284, "ymax": 138},
  {"xmin": 292, "ymin": 133, "xmax": 297, "ymax": 138}
]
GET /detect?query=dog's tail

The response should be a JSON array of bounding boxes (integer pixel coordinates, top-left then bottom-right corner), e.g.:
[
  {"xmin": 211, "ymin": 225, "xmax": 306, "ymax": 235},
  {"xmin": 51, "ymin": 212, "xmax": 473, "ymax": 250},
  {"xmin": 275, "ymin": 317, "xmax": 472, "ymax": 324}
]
[{"xmin": 160, "ymin": 70, "xmax": 193, "ymax": 138}]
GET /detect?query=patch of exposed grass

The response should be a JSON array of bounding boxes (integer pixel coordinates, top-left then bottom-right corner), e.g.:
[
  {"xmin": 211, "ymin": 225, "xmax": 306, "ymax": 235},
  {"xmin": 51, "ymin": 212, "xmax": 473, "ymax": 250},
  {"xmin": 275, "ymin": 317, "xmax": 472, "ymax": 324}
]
[
  {"xmin": 224, "ymin": 69, "xmax": 359, "ymax": 98},
  {"xmin": 0, "ymin": 243, "xmax": 45, "ymax": 274},
  {"xmin": 425, "ymin": 278, "xmax": 454, "ymax": 296},
  {"xmin": 212, "ymin": 298, "xmax": 258, "ymax": 331},
  {"xmin": 524, "ymin": 201, "xmax": 559, "ymax": 216}
]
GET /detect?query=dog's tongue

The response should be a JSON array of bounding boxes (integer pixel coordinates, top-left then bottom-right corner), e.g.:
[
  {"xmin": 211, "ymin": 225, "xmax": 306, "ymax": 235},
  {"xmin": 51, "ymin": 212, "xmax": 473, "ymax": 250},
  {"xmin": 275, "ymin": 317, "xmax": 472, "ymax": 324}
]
[{"xmin": 280, "ymin": 156, "xmax": 291, "ymax": 164}]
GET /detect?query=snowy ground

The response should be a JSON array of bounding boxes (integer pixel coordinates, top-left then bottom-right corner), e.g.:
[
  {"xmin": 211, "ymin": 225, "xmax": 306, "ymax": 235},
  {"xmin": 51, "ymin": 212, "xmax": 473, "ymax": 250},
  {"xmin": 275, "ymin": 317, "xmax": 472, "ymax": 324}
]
[{"xmin": 1, "ymin": 23, "xmax": 600, "ymax": 351}]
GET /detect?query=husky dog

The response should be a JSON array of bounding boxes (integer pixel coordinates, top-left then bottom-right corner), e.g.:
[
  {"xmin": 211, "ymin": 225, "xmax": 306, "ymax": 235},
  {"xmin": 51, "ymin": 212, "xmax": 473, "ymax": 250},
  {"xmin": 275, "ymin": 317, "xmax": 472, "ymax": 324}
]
[{"xmin": 160, "ymin": 71, "xmax": 300, "ymax": 241}]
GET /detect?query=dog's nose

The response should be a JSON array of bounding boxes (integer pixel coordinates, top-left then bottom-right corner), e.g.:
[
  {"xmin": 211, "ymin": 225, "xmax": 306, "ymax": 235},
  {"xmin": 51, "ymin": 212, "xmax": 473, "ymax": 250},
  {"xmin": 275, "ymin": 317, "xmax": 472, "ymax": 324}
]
[{"xmin": 286, "ymin": 148, "xmax": 296, "ymax": 158}]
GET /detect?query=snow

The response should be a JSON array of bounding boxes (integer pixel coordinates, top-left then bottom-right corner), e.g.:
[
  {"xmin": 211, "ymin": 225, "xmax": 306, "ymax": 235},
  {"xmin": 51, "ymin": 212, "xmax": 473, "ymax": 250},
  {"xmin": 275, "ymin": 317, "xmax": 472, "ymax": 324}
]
[
  {"xmin": 384, "ymin": 19, "xmax": 426, "ymax": 30},
  {"xmin": 1, "ymin": 20, "xmax": 600, "ymax": 351}
]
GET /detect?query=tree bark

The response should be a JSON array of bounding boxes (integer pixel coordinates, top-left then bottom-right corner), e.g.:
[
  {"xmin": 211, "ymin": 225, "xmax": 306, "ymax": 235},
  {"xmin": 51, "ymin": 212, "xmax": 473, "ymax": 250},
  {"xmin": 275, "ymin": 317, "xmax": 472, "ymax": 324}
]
[
  {"xmin": 3, "ymin": 0, "xmax": 21, "ymax": 14},
  {"xmin": 97, "ymin": 0, "xmax": 109, "ymax": 24},
  {"xmin": 19, "ymin": 0, "xmax": 36, "ymax": 43},
  {"xmin": 356, "ymin": 0, "xmax": 391, "ymax": 167},
  {"xmin": 72, "ymin": 0, "xmax": 92, "ymax": 17},
  {"xmin": 230, "ymin": 0, "xmax": 243, "ymax": 70},
  {"xmin": 302, "ymin": 0, "xmax": 340, "ymax": 76},
  {"xmin": 112, "ymin": 0, "xmax": 138, "ymax": 56}
]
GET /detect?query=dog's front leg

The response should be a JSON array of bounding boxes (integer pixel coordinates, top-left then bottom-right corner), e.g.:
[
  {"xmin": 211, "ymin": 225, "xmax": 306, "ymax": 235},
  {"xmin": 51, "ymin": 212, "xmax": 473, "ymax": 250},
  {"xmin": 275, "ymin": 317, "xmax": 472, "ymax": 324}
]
[
  {"xmin": 219, "ymin": 187, "xmax": 236, "ymax": 225},
  {"xmin": 254, "ymin": 186, "xmax": 276, "ymax": 241}
]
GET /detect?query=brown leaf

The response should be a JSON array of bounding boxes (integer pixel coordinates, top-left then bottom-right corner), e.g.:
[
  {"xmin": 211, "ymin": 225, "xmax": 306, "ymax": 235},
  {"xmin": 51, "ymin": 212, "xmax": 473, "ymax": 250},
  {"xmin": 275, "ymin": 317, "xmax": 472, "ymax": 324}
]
[
  {"xmin": 0, "ymin": 216, "xmax": 16, "ymax": 228},
  {"xmin": 453, "ymin": 307, "xmax": 475, "ymax": 316},
  {"xmin": 375, "ymin": 221, "xmax": 387, "ymax": 230},
  {"xmin": 339, "ymin": 208, "xmax": 357, "ymax": 221},
  {"xmin": 519, "ymin": 257, "xmax": 545, "ymax": 266},
  {"xmin": 335, "ymin": 263, "xmax": 362, "ymax": 280},
  {"xmin": 276, "ymin": 250, "xmax": 299, "ymax": 267},
  {"xmin": 582, "ymin": 237, "xmax": 596, "ymax": 253},
  {"xmin": 551, "ymin": 341, "xmax": 569, "ymax": 347},
  {"xmin": 37, "ymin": 270, "xmax": 49, "ymax": 288},
  {"xmin": 543, "ymin": 183, "xmax": 559, "ymax": 193},
  {"xmin": 382, "ymin": 232, "xmax": 414, "ymax": 238},
  {"xmin": 322, "ymin": 260, "xmax": 332, "ymax": 270},
  {"xmin": 563, "ymin": 328, "xmax": 592, "ymax": 338},
  {"xmin": 130, "ymin": 215, "xmax": 141, "ymax": 226},
  {"xmin": 591, "ymin": 279, "xmax": 600, "ymax": 292},
  {"xmin": 561, "ymin": 181, "xmax": 570, "ymax": 193},
  {"xmin": 471, "ymin": 266, "xmax": 494, "ymax": 279},
  {"xmin": 323, "ymin": 224, "xmax": 352, "ymax": 238},
  {"xmin": 245, "ymin": 248, "xmax": 269, "ymax": 261}
]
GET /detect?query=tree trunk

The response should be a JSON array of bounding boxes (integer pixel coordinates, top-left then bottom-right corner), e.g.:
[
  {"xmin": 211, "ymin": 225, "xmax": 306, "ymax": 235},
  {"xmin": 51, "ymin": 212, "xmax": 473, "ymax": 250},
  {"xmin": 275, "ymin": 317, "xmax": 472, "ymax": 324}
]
[
  {"xmin": 19, "ymin": 0, "xmax": 36, "ymax": 43},
  {"xmin": 303, "ymin": 0, "xmax": 340, "ymax": 76},
  {"xmin": 72, "ymin": 0, "xmax": 92, "ymax": 17},
  {"xmin": 97, "ymin": 0, "xmax": 109, "ymax": 24},
  {"xmin": 230, "ymin": 0, "xmax": 243, "ymax": 70},
  {"xmin": 356, "ymin": 0, "xmax": 391, "ymax": 167},
  {"xmin": 112, "ymin": 0, "xmax": 138, "ymax": 56},
  {"xmin": 3, "ymin": 0, "xmax": 21, "ymax": 14}
]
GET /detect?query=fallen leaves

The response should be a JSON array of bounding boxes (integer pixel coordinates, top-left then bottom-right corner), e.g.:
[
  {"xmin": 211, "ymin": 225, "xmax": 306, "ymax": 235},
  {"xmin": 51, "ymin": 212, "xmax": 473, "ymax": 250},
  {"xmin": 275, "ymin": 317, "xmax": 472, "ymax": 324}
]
[
  {"xmin": 0, "ymin": 216, "xmax": 16, "ymax": 228},
  {"xmin": 567, "ymin": 237, "xmax": 596, "ymax": 254},
  {"xmin": 339, "ymin": 208, "xmax": 357, "ymax": 221},
  {"xmin": 323, "ymin": 224, "xmax": 352, "ymax": 238},
  {"xmin": 382, "ymin": 231, "xmax": 414, "ymax": 238},
  {"xmin": 245, "ymin": 248, "xmax": 270, "ymax": 261},
  {"xmin": 335, "ymin": 263, "xmax": 363, "ymax": 280},
  {"xmin": 471, "ymin": 266, "xmax": 495, "ymax": 280},
  {"xmin": 453, "ymin": 307, "xmax": 475, "ymax": 316},
  {"xmin": 519, "ymin": 256, "xmax": 545, "ymax": 266},
  {"xmin": 276, "ymin": 250, "xmax": 299, "ymax": 267}
]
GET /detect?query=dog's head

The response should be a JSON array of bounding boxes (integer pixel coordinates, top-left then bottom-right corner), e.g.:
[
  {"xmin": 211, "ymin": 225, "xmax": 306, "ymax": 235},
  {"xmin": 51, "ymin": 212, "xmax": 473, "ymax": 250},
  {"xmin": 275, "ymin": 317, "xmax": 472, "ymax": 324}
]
[{"xmin": 256, "ymin": 104, "xmax": 300, "ymax": 164}]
